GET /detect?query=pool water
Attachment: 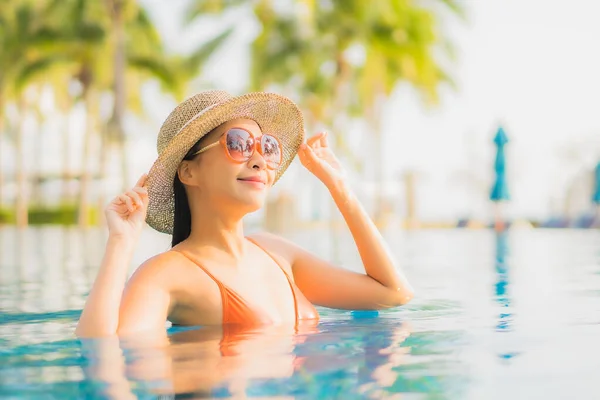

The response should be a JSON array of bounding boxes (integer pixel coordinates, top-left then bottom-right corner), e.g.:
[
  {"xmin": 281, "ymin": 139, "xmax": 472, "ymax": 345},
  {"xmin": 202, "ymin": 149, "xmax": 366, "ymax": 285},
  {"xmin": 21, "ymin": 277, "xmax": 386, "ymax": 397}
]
[{"xmin": 1, "ymin": 227, "xmax": 599, "ymax": 399}]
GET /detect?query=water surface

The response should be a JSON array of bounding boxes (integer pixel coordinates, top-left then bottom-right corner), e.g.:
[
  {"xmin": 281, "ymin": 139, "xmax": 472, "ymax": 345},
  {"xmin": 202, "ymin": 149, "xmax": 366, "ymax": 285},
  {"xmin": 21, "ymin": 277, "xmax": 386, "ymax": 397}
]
[{"xmin": 1, "ymin": 227, "xmax": 599, "ymax": 399}]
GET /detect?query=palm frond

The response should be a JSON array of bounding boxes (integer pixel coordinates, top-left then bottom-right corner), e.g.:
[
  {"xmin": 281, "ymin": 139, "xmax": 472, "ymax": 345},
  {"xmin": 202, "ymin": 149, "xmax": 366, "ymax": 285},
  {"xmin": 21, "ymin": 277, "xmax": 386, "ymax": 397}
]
[
  {"xmin": 127, "ymin": 55, "xmax": 178, "ymax": 90},
  {"xmin": 15, "ymin": 56, "xmax": 67, "ymax": 91},
  {"xmin": 184, "ymin": 27, "xmax": 234, "ymax": 72}
]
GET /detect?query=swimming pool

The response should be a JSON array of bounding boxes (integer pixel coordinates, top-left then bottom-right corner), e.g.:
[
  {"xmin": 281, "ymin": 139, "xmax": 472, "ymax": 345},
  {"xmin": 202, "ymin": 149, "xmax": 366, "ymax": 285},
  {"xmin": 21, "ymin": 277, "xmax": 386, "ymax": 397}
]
[{"xmin": 1, "ymin": 227, "xmax": 599, "ymax": 399}]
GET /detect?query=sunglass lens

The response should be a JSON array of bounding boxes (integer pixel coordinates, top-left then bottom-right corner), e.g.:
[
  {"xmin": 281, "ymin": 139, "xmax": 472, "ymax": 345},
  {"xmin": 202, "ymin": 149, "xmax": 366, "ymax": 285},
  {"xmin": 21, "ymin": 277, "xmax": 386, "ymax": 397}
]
[
  {"xmin": 261, "ymin": 135, "xmax": 282, "ymax": 168},
  {"xmin": 226, "ymin": 129, "xmax": 253, "ymax": 162}
]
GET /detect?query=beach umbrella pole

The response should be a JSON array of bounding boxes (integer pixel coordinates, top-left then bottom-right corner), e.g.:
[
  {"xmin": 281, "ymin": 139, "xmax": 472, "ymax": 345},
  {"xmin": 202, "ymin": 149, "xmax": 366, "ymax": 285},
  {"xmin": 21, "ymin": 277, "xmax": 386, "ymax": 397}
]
[{"xmin": 494, "ymin": 202, "xmax": 505, "ymax": 232}]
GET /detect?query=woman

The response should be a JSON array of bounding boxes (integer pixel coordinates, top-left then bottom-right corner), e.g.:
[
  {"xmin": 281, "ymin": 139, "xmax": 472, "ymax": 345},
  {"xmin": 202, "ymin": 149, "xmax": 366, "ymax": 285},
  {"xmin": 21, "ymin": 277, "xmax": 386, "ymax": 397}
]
[{"xmin": 75, "ymin": 90, "xmax": 414, "ymax": 338}]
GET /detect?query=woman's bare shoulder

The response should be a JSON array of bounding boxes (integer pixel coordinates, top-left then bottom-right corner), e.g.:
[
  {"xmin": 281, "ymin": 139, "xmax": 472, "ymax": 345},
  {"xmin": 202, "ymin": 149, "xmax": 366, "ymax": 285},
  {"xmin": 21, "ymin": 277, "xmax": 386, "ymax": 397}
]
[
  {"xmin": 129, "ymin": 249, "xmax": 195, "ymax": 285},
  {"xmin": 247, "ymin": 231, "xmax": 302, "ymax": 262},
  {"xmin": 127, "ymin": 249, "xmax": 212, "ymax": 309}
]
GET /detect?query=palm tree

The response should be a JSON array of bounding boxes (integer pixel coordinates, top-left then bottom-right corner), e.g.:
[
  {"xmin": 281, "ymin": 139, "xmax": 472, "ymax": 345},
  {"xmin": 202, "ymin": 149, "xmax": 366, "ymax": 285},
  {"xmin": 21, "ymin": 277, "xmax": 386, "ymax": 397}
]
[
  {"xmin": 34, "ymin": 0, "xmax": 232, "ymax": 227},
  {"xmin": 102, "ymin": 0, "xmax": 168, "ymax": 191},
  {"xmin": 0, "ymin": 0, "xmax": 234, "ymax": 227},
  {"xmin": 100, "ymin": 0, "xmax": 235, "ymax": 220},
  {"xmin": 43, "ymin": 0, "xmax": 108, "ymax": 226},
  {"xmin": 45, "ymin": 0, "xmax": 175, "ymax": 226},
  {"xmin": 43, "ymin": 71, "xmax": 76, "ymax": 202},
  {"xmin": 98, "ymin": 0, "xmax": 165, "ymax": 219},
  {"xmin": 250, "ymin": 0, "xmax": 462, "ymax": 221},
  {"xmin": 187, "ymin": 0, "xmax": 462, "ymax": 222},
  {"xmin": 0, "ymin": 0, "xmax": 66, "ymax": 226}
]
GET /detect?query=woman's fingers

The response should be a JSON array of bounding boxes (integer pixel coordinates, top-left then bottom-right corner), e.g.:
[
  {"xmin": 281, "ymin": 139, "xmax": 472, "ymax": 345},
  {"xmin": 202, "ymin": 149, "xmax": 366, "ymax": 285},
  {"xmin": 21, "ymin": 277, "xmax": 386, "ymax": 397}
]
[
  {"xmin": 132, "ymin": 186, "xmax": 149, "ymax": 206},
  {"xmin": 298, "ymin": 143, "xmax": 320, "ymax": 170},
  {"xmin": 306, "ymin": 132, "xmax": 326, "ymax": 148},
  {"xmin": 110, "ymin": 183, "xmax": 148, "ymax": 216},
  {"xmin": 319, "ymin": 131, "xmax": 329, "ymax": 147},
  {"xmin": 135, "ymin": 173, "xmax": 149, "ymax": 189},
  {"xmin": 126, "ymin": 190, "xmax": 143, "ymax": 209},
  {"xmin": 118, "ymin": 194, "xmax": 135, "ymax": 212}
]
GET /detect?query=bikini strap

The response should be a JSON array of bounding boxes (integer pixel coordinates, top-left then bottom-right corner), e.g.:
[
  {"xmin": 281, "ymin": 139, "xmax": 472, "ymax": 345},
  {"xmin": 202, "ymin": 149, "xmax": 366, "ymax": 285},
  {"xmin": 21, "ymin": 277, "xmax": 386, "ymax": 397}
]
[{"xmin": 171, "ymin": 249, "xmax": 229, "ymax": 323}]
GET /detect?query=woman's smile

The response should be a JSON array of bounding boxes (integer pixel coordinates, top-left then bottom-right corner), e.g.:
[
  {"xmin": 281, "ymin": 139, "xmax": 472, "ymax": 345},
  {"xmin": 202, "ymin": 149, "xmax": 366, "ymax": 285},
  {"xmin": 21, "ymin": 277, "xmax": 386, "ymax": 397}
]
[{"xmin": 237, "ymin": 176, "xmax": 267, "ymax": 189}]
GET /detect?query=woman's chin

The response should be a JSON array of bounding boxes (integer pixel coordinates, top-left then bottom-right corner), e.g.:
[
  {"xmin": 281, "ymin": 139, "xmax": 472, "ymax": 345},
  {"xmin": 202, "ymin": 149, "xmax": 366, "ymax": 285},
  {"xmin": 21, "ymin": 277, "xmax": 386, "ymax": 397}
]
[{"xmin": 234, "ymin": 192, "xmax": 268, "ymax": 213}]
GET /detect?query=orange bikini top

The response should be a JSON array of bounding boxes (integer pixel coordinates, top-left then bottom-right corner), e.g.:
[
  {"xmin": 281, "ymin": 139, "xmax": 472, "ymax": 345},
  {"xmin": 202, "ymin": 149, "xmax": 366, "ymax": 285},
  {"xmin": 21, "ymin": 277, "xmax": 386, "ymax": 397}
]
[{"xmin": 175, "ymin": 238, "xmax": 320, "ymax": 330}]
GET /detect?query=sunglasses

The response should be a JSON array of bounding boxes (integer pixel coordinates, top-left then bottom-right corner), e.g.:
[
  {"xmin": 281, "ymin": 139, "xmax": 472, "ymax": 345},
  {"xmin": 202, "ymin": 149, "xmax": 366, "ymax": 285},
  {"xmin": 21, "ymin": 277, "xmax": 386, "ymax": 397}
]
[{"xmin": 193, "ymin": 127, "xmax": 282, "ymax": 170}]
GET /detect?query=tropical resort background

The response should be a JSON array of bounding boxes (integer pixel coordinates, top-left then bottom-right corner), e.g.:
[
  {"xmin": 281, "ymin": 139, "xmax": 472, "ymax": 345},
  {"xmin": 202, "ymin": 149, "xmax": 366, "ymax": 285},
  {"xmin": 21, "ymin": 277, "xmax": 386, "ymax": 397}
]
[{"xmin": 0, "ymin": 0, "xmax": 599, "ymax": 233}]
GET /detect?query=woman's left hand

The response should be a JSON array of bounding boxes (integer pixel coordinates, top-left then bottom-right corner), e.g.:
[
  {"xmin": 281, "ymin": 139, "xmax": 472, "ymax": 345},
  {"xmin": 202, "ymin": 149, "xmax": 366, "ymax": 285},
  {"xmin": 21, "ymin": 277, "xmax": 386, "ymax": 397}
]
[{"xmin": 298, "ymin": 132, "xmax": 347, "ymax": 189}]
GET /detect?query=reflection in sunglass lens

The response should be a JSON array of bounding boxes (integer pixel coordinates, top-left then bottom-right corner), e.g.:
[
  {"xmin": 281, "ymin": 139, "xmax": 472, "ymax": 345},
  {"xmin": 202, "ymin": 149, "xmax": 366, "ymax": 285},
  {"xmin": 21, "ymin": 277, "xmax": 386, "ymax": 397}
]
[
  {"xmin": 261, "ymin": 135, "xmax": 281, "ymax": 167},
  {"xmin": 226, "ymin": 129, "xmax": 253, "ymax": 162}
]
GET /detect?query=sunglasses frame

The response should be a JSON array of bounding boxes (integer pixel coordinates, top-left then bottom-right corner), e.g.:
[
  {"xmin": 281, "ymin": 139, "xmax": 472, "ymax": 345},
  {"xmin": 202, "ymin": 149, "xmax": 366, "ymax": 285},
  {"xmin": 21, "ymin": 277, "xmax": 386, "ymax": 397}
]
[{"xmin": 193, "ymin": 127, "xmax": 283, "ymax": 170}]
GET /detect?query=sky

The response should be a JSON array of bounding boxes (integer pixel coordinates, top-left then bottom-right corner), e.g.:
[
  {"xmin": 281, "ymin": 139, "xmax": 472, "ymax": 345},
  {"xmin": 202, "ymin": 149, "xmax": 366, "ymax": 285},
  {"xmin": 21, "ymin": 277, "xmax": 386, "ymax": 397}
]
[
  {"xmin": 136, "ymin": 0, "xmax": 600, "ymax": 222},
  {"xmin": 4, "ymin": 0, "xmax": 599, "ymax": 223}
]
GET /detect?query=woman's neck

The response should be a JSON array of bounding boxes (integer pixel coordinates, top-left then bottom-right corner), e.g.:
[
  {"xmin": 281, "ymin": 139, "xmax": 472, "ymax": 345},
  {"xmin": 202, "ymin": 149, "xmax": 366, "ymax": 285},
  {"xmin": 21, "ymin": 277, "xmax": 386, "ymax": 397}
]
[{"xmin": 185, "ymin": 210, "xmax": 247, "ymax": 262}]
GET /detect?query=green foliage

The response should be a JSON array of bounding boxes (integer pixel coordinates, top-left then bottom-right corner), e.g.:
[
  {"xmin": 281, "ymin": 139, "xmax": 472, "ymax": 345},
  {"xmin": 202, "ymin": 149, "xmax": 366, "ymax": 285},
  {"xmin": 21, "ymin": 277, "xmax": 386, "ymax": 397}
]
[
  {"xmin": 245, "ymin": 0, "xmax": 462, "ymax": 172},
  {"xmin": 251, "ymin": 0, "xmax": 461, "ymax": 120},
  {"xmin": 0, "ymin": 204, "xmax": 100, "ymax": 225},
  {"xmin": 0, "ymin": 0, "xmax": 65, "ymax": 100},
  {"xmin": 0, "ymin": 208, "xmax": 13, "ymax": 224},
  {"xmin": 30, "ymin": 204, "xmax": 99, "ymax": 225}
]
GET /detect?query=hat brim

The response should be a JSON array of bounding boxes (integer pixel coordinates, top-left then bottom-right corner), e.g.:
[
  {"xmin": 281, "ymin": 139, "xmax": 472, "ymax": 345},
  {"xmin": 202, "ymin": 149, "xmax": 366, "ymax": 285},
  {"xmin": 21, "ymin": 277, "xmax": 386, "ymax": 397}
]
[{"xmin": 145, "ymin": 92, "xmax": 305, "ymax": 234}]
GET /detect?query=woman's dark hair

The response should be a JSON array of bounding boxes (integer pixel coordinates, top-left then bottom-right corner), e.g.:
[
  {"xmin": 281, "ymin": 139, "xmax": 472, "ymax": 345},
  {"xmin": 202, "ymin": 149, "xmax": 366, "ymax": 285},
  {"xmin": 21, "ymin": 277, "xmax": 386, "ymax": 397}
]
[{"xmin": 171, "ymin": 138, "xmax": 206, "ymax": 247}]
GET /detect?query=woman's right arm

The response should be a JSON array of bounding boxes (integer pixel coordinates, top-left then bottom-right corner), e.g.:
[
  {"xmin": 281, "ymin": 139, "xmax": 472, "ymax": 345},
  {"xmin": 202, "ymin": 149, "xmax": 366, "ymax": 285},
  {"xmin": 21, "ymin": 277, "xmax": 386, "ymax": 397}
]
[
  {"xmin": 75, "ymin": 235, "xmax": 137, "ymax": 337},
  {"xmin": 75, "ymin": 174, "xmax": 170, "ymax": 338}
]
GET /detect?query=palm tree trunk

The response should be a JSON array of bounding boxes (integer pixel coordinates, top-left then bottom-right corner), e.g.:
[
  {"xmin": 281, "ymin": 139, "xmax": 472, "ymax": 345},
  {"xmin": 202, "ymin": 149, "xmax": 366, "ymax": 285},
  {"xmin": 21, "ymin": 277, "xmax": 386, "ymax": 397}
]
[
  {"xmin": 15, "ymin": 96, "xmax": 28, "ymax": 227},
  {"xmin": 403, "ymin": 170, "xmax": 418, "ymax": 229},
  {"xmin": 325, "ymin": 55, "xmax": 354, "ymax": 262},
  {"xmin": 96, "ymin": 0, "xmax": 128, "ymax": 226},
  {"xmin": 368, "ymin": 94, "xmax": 385, "ymax": 227},
  {"xmin": 78, "ymin": 87, "xmax": 95, "ymax": 227},
  {"xmin": 0, "ymin": 94, "xmax": 6, "ymax": 209},
  {"xmin": 62, "ymin": 109, "xmax": 72, "ymax": 202},
  {"xmin": 107, "ymin": 0, "xmax": 129, "ymax": 191},
  {"xmin": 32, "ymin": 93, "xmax": 43, "ymax": 206},
  {"xmin": 97, "ymin": 128, "xmax": 109, "ymax": 226},
  {"xmin": 0, "ymin": 111, "xmax": 5, "ymax": 210}
]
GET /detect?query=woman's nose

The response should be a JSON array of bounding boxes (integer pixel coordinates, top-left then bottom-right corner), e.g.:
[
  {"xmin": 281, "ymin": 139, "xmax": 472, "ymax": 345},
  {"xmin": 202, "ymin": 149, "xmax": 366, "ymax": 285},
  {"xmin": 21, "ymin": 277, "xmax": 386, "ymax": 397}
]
[{"xmin": 248, "ymin": 146, "xmax": 267, "ymax": 170}]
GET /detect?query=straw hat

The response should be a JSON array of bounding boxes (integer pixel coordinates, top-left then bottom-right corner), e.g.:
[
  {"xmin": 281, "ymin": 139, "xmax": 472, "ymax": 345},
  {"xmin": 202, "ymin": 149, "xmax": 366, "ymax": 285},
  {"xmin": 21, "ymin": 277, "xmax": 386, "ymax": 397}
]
[{"xmin": 145, "ymin": 90, "xmax": 305, "ymax": 234}]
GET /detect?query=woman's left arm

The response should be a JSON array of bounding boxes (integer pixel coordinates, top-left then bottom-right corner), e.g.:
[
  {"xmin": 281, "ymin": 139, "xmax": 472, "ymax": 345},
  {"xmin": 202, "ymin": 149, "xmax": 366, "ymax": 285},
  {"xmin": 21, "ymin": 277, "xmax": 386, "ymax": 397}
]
[{"xmin": 267, "ymin": 132, "xmax": 413, "ymax": 310}]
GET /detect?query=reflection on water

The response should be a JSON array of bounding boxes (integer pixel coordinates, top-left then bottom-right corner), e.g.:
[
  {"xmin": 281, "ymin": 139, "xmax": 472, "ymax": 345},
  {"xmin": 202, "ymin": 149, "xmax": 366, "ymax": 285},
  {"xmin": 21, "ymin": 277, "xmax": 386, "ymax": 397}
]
[
  {"xmin": 493, "ymin": 231, "xmax": 519, "ymax": 363},
  {"xmin": 494, "ymin": 231, "xmax": 512, "ymax": 332},
  {"xmin": 0, "ymin": 227, "xmax": 107, "ymax": 314},
  {"xmin": 1, "ymin": 227, "xmax": 600, "ymax": 399}
]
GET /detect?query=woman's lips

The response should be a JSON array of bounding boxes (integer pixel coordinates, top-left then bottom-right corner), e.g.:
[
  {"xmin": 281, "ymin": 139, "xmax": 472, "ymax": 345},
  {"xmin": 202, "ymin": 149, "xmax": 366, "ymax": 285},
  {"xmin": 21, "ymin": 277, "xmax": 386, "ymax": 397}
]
[{"xmin": 238, "ymin": 177, "xmax": 266, "ymax": 188}]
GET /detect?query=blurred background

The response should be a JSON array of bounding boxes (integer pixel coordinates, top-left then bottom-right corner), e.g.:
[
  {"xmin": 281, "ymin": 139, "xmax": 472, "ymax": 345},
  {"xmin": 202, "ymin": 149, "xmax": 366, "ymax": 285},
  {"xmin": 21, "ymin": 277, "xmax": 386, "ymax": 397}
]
[{"xmin": 0, "ymin": 0, "xmax": 599, "ymax": 231}]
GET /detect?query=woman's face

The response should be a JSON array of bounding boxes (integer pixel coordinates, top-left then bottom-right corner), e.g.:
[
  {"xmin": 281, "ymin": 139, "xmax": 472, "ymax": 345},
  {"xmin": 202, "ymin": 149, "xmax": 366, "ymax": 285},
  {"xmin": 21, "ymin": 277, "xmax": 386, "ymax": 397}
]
[{"xmin": 180, "ymin": 118, "xmax": 277, "ymax": 214}]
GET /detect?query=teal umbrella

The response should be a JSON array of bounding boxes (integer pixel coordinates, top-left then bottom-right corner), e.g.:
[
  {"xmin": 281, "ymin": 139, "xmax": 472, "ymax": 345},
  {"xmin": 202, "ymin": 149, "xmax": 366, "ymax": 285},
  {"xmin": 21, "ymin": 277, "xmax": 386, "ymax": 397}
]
[
  {"xmin": 490, "ymin": 126, "xmax": 510, "ymax": 201},
  {"xmin": 490, "ymin": 126, "xmax": 509, "ymax": 231},
  {"xmin": 593, "ymin": 162, "xmax": 600, "ymax": 204}
]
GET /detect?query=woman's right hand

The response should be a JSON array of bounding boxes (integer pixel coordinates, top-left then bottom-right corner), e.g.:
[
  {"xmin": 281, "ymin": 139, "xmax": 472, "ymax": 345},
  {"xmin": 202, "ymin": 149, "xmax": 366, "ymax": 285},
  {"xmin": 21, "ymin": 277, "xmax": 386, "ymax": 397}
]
[{"xmin": 105, "ymin": 174, "xmax": 149, "ymax": 239}]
